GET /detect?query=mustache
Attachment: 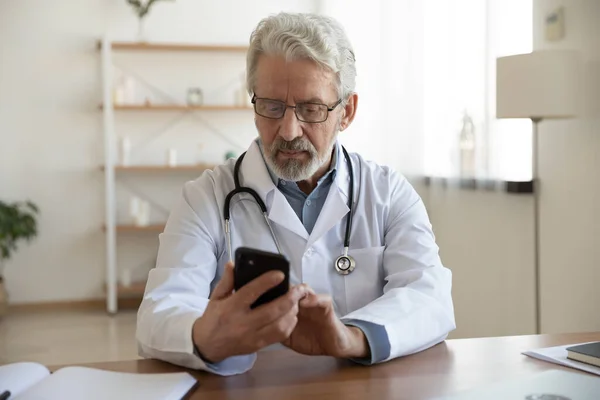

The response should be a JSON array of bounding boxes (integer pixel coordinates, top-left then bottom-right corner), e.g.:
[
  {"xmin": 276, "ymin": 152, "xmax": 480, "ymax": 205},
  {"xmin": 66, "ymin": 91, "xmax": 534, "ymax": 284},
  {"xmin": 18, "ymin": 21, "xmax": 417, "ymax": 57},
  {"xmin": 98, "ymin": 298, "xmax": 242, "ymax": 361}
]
[{"xmin": 269, "ymin": 137, "xmax": 316, "ymax": 154}]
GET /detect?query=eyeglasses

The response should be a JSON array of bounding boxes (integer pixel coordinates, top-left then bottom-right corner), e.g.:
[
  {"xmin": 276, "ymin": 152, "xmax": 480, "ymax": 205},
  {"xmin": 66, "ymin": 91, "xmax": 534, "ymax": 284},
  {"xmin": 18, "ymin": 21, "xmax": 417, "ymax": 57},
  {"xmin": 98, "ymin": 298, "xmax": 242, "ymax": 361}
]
[{"xmin": 251, "ymin": 94, "xmax": 342, "ymax": 123}]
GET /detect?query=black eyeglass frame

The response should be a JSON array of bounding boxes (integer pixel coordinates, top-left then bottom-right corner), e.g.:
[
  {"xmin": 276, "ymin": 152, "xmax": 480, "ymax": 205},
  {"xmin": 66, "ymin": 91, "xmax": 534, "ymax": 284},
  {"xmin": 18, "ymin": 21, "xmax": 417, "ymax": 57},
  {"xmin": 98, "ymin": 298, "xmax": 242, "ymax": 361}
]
[{"xmin": 251, "ymin": 94, "xmax": 343, "ymax": 123}]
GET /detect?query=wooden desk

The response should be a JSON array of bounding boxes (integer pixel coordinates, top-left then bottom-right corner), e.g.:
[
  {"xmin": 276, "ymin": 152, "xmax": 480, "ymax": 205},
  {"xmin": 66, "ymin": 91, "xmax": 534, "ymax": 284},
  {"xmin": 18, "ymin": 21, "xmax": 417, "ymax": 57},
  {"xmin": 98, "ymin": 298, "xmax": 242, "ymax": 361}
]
[{"xmin": 51, "ymin": 332, "xmax": 600, "ymax": 400}]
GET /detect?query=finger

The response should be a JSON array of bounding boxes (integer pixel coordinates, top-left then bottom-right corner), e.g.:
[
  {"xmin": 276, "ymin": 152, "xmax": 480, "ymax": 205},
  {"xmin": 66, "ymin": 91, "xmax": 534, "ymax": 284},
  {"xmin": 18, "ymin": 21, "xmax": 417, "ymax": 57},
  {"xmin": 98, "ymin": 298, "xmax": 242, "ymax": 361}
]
[
  {"xmin": 254, "ymin": 305, "xmax": 299, "ymax": 347},
  {"xmin": 299, "ymin": 292, "xmax": 318, "ymax": 307},
  {"xmin": 210, "ymin": 262, "xmax": 235, "ymax": 300},
  {"xmin": 303, "ymin": 285, "xmax": 316, "ymax": 295},
  {"xmin": 296, "ymin": 284, "xmax": 314, "ymax": 305},
  {"xmin": 300, "ymin": 293, "xmax": 332, "ymax": 309},
  {"xmin": 246, "ymin": 284, "xmax": 309, "ymax": 328},
  {"xmin": 234, "ymin": 269, "xmax": 286, "ymax": 308}
]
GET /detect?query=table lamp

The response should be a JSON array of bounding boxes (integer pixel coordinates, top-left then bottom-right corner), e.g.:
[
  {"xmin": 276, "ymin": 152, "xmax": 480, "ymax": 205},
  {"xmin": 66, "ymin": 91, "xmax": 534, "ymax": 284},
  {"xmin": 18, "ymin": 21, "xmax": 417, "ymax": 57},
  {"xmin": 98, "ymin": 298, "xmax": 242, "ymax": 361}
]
[{"xmin": 496, "ymin": 50, "xmax": 582, "ymax": 334}]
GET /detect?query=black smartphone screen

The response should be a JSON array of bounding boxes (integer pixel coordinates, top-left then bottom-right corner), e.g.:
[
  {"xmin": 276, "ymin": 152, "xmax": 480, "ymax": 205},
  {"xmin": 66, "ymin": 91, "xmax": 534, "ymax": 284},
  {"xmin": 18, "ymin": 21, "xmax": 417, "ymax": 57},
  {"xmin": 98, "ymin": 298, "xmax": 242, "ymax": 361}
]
[{"xmin": 233, "ymin": 247, "xmax": 290, "ymax": 309}]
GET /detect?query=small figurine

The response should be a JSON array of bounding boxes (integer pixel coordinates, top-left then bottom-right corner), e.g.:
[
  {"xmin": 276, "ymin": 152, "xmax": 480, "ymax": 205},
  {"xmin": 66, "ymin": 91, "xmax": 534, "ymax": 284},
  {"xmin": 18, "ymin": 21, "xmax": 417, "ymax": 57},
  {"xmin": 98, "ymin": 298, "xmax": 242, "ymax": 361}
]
[{"xmin": 187, "ymin": 88, "xmax": 203, "ymax": 106}]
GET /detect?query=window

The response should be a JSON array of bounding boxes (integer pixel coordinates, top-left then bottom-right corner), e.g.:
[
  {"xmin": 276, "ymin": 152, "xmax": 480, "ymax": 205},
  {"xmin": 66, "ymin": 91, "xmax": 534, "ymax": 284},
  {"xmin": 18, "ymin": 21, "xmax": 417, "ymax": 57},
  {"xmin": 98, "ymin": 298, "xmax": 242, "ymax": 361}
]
[
  {"xmin": 422, "ymin": 0, "xmax": 533, "ymax": 181},
  {"xmin": 321, "ymin": 0, "xmax": 532, "ymax": 181}
]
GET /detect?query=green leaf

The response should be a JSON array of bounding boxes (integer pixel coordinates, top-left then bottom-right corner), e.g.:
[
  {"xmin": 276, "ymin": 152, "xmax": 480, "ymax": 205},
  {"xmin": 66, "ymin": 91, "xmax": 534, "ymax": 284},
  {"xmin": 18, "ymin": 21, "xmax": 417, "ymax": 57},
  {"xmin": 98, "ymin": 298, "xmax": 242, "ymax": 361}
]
[{"xmin": 0, "ymin": 200, "xmax": 40, "ymax": 262}]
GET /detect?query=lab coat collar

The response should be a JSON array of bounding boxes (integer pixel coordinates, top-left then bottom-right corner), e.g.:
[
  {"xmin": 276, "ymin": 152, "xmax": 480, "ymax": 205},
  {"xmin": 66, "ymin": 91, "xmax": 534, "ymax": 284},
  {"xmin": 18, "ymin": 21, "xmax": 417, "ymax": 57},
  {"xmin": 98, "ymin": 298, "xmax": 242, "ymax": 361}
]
[
  {"xmin": 332, "ymin": 140, "xmax": 351, "ymax": 200},
  {"xmin": 238, "ymin": 138, "xmax": 353, "ymax": 244},
  {"xmin": 307, "ymin": 140, "xmax": 351, "ymax": 248},
  {"xmin": 239, "ymin": 140, "xmax": 309, "ymax": 240}
]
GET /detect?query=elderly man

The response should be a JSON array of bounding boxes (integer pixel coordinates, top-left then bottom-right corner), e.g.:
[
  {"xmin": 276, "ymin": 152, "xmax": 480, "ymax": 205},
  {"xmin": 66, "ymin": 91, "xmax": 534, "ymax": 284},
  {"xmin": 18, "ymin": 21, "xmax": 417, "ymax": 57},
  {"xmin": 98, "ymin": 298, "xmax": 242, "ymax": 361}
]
[{"xmin": 136, "ymin": 12, "xmax": 455, "ymax": 376}]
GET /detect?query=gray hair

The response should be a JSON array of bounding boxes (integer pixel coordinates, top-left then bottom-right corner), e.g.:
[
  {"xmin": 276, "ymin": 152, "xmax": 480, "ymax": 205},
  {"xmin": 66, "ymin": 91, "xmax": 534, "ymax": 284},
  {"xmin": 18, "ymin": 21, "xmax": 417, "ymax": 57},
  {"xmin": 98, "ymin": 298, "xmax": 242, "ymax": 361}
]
[{"xmin": 246, "ymin": 12, "xmax": 356, "ymax": 103}]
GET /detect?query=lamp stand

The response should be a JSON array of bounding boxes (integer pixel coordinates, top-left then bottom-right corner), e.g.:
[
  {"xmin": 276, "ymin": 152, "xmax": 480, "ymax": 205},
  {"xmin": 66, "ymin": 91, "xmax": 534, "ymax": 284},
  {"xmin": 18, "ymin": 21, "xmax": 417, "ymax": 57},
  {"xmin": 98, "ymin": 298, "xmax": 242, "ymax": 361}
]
[{"xmin": 531, "ymin": 117, "xmax": 542, "ymax": 334}]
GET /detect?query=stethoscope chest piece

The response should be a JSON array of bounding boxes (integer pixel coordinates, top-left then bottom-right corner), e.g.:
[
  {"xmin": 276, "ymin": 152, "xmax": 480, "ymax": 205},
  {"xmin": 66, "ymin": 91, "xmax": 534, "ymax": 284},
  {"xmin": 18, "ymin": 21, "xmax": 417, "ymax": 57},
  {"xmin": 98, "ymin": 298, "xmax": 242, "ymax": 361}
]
[{"xmin": 334, "ymin": 254, "xmax": 356, "ymax": 275}]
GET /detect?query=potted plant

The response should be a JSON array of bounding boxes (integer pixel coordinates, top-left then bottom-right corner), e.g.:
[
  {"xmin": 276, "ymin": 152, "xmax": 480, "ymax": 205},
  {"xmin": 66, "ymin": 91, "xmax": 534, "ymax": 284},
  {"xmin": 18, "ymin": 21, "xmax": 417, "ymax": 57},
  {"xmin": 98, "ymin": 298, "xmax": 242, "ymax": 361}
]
[
  {"xmin": 0, "ymin": 200, "xmax": 39, "ymax": 316},
  {"xmin": 126, "ymin": 0, "xmax": 175, "ymax": 41}
]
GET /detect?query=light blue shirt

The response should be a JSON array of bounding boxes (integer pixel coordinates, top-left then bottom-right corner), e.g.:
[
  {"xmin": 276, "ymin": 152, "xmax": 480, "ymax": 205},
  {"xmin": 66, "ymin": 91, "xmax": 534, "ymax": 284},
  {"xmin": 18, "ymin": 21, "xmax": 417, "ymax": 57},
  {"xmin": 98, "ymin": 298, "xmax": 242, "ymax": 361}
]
[{"xmin": 258, "ymin": 138, "xmax": 391, "ymax": 365}]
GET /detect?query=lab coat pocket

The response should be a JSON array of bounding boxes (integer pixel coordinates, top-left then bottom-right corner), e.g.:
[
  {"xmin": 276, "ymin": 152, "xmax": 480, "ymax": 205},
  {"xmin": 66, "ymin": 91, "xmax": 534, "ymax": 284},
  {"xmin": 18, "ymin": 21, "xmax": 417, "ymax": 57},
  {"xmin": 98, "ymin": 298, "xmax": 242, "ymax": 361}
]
[{"xmin": 344, "ymin": 245, "xmax": 385, "ymax": 314}]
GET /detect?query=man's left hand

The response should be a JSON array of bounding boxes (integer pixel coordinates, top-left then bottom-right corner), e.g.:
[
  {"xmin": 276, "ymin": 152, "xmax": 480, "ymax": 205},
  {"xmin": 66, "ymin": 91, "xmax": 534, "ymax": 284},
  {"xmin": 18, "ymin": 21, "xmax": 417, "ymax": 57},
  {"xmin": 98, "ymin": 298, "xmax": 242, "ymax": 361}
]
[{"xmin": 282, "ymin": 290, "xmax": 370, "ymax": 359}]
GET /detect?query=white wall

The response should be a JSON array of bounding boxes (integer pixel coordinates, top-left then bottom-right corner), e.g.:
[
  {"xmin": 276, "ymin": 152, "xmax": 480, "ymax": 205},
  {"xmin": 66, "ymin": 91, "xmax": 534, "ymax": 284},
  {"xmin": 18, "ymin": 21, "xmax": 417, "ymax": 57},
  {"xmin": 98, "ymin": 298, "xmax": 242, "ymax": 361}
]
[
  {"xmin": 0, "ymin": 0, "xmax": 317, "ymax": 303},
  {"xmin": 533, "ymin": 0, "xmax": 600, "ymax": 333}
]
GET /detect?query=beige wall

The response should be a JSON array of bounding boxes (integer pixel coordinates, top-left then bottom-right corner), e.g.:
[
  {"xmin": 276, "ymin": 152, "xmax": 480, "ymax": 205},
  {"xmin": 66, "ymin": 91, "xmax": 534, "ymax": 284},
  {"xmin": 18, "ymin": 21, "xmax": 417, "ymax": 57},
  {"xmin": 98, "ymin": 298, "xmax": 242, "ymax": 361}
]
[
  {"xmin": 416, "ymin": 182, "xmax": 536, "ymax": 339},
  {"xmin": 533, "ymin": 0, "xmax": 600, "ymax": 333}
]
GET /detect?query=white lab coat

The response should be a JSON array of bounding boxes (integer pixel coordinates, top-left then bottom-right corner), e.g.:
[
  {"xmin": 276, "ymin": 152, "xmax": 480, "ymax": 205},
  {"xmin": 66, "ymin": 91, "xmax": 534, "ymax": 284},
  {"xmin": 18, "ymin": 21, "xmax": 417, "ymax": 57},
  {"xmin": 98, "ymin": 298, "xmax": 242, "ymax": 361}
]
[{"xmin": 136, "ymin": 140, "xmax": 456, "ymax": 376}]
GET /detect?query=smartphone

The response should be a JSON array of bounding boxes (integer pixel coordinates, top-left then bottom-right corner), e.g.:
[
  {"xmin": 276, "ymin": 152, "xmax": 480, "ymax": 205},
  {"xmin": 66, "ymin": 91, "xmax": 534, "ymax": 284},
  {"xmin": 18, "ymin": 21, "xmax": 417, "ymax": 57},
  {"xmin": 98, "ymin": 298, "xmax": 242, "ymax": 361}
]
[{"xmin": 233, "ymin": 247, "xmax": 290, "ymax": 309}]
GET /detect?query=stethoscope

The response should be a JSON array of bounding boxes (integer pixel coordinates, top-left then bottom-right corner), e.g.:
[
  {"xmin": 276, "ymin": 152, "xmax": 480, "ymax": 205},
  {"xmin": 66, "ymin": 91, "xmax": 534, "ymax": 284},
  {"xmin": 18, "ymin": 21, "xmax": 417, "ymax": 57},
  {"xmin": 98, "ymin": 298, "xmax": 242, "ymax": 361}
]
[{"xmin": 223, "ymin": 146, "xmax": 356, "ymax": 275}]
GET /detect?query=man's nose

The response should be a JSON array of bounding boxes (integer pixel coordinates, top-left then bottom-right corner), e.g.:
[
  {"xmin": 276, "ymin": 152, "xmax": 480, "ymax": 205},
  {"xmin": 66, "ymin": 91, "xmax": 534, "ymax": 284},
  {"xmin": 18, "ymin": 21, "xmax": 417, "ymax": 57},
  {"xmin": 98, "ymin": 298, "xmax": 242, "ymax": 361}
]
[{"xmin": 277, "ymin": 106, "xmax": 303, "ymax": 141}]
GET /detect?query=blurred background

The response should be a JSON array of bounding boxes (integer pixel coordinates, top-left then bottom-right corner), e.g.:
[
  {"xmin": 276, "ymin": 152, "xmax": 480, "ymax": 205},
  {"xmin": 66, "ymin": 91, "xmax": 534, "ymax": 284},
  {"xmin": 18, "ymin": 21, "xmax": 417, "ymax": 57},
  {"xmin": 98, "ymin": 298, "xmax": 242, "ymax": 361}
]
[{"xmin": 1, "ymin": 0, "xmax": 599, "ymax": 365}]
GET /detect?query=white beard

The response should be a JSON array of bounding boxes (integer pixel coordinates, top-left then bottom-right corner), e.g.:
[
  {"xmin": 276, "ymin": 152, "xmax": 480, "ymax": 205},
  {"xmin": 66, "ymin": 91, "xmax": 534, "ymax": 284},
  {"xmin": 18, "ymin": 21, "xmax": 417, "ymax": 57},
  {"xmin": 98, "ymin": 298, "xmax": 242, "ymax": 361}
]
[{"xmin": 263, "ymin": 135, "xmax": 337, "ymax": 182}]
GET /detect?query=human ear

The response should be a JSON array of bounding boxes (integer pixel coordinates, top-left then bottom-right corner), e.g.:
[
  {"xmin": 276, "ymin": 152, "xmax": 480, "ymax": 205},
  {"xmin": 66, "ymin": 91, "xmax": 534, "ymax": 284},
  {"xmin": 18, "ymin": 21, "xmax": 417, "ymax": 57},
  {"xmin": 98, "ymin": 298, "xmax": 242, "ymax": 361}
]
[{"xmin": 339, "ymin": 93, "xmax": 358, "ymax": 131}]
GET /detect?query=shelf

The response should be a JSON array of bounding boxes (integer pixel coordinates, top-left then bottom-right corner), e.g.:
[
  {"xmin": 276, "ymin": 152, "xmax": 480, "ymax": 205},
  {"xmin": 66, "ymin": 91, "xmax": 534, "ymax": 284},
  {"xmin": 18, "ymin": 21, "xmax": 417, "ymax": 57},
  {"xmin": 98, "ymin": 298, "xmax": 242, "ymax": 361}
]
[
  {"xmin": 118, "ymin": 281, "xmax": 147, "ymax": 297},
  {"xmin": 102, "ymin": 224, "xmax": 165, "ymax": 233},
  {"xmin": 100, "ymin": 104, "xmax": 252, "ymax": 111},
  {"xmin": 101, "ymin": 164, "xmax": 216, "ymax": 173},
  {"xmin": 97, "ymin": 41, "xmax": 248, "ymax": 53}
]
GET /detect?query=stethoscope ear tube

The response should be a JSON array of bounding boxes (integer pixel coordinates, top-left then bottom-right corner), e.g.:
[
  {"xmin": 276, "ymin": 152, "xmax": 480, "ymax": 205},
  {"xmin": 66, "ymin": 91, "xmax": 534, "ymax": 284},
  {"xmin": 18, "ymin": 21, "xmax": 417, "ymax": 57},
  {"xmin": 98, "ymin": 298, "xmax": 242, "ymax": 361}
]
[
  {"xmin": 224, "ymin": 187, "xmax": 268, "ymax": 220},
  {"xmin": 341, "ymin": 146, "xmax": 354, "ymax": 250},
  {"xmin": 224, "ymin": 187, "xmax": 270, "ymax": 263}
]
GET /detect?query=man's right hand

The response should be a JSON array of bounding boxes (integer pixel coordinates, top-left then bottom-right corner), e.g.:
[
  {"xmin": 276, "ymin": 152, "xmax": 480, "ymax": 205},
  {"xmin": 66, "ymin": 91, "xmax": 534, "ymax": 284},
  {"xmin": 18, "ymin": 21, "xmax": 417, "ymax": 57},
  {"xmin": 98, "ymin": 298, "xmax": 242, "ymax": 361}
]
[{"xmin": 192, "ymin": 261, "xmax": 309, "ymax": 363}]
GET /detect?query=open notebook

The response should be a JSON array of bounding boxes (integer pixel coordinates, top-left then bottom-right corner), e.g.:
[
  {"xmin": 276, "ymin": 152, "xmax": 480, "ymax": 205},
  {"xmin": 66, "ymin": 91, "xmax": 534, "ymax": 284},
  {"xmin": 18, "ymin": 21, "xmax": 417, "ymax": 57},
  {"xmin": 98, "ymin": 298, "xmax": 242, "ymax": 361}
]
[{"xmin": 0, "ymin": 362, "xmax": 197, "ymax": 400}]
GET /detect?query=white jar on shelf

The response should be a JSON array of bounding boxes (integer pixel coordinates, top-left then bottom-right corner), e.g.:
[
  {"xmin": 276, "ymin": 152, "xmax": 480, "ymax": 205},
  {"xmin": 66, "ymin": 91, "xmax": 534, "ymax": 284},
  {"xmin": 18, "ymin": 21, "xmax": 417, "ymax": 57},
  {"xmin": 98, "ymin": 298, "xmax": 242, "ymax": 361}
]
[
  {"xmin": 129, "ymin": 196, "xmax": 140, "ymax": 224},
  {"xmin": 124, "ymin": 76, "xmax": 136, "ymax": 104},
  {"xmin": 120, "ymin": 268, "xmax": 132, "ymax": 288},
  {"xmin": 167, "ymin": 148, "xmax": 177, "ymax": 167},
  {"xmin": 113, "ymin": 76, "xmax": 126, "ymax": 105},
  {"xmin": 196, "ymin": 143, "xmax": 205, "ymax": 164},
  {"xmin": 134, "ymin": 201, "xmax": 151, "ymax": 227},
  {"xmin": 120, "ymin": 136, "xmax": 131, "ymax": 166}
]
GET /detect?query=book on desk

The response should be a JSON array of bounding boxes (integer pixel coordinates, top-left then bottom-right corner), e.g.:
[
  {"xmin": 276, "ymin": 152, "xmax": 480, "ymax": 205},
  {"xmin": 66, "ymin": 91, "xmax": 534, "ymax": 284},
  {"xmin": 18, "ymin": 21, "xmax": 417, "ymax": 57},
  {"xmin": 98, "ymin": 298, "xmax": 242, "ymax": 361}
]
[
  {"xmin": 523, "ymin": 340, "xmax": 600, "ymax": 377},
  {"xmin": 0, "ymin": 361, "xmax": 196, "ymax": 400},
  {"xmin": 566, "ymin": 341, "xmax": 600, "ymax": 368}
]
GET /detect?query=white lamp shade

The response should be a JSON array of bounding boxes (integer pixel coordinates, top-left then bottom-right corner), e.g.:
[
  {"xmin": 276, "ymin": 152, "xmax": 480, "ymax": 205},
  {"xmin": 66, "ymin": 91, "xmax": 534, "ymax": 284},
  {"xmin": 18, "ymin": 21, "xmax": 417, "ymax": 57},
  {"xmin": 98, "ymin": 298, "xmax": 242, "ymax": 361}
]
[{"xmin": 496, "ymin": 50, "xmax": 582, "ymax": 119}]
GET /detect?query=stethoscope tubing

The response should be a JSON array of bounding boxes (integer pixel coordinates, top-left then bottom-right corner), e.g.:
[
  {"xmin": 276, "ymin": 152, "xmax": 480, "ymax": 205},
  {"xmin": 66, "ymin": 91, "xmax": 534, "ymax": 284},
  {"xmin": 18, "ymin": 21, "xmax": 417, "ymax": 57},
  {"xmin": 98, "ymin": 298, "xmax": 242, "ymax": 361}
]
[{"xmin": 223, "ymin": 146, "xmax": 354, "ymax": 268}]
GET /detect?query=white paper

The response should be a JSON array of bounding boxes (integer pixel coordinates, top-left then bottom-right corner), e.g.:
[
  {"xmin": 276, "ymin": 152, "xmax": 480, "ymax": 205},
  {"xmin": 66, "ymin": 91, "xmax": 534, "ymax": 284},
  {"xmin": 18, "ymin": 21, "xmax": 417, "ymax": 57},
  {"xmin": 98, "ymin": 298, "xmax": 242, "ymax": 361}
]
[
  {"xmin": 0, "ymin": 362, "xmax": 50, "ymax": 397},
  {"xmin": 14, "ymin": 366, "xmax": 196, "ymax": 400},
  {"xmin": 523, "ymin": 341, "xmax": 600, "ymax": 376},
  {"xmin": 435, "ymin": 369, "xmax": 600, "ymax": 400}
]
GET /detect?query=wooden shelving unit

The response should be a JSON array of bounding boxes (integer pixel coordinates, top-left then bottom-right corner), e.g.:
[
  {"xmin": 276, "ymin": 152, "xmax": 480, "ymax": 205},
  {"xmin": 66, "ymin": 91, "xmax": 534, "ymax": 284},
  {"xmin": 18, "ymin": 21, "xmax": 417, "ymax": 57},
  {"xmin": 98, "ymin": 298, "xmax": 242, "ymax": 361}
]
[
  {"xmin": 97, "ymin": 41, "xmax": 248, "ymax": 53},
  {"xmin": 100, "ymin": 164, "xmax": 216, "ymax": 172},
  {"xmin": 99, "ymin": 37, "xmax": 250, "ymax": 313},
  {"xmin": 99, "ymin": 104, "xmax": 252, "ymax": 111}
]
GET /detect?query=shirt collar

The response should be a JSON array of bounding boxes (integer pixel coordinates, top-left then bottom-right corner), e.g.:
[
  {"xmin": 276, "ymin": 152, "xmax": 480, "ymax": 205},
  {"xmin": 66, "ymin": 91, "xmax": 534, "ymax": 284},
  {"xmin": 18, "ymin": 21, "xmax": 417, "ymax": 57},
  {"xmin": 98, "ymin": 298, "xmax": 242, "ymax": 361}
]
[{"xmin": 257, "ymin": 138, "xmax": 340, "ymax": 188}]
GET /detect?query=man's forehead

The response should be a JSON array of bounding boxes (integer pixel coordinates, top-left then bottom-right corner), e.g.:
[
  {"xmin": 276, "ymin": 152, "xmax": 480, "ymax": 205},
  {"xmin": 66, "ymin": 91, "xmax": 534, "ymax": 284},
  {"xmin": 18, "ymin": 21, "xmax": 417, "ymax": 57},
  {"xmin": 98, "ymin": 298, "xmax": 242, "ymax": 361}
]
[{"xmin": 254, "ymin": 55, "xmax": 337, "ymax": 99}]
